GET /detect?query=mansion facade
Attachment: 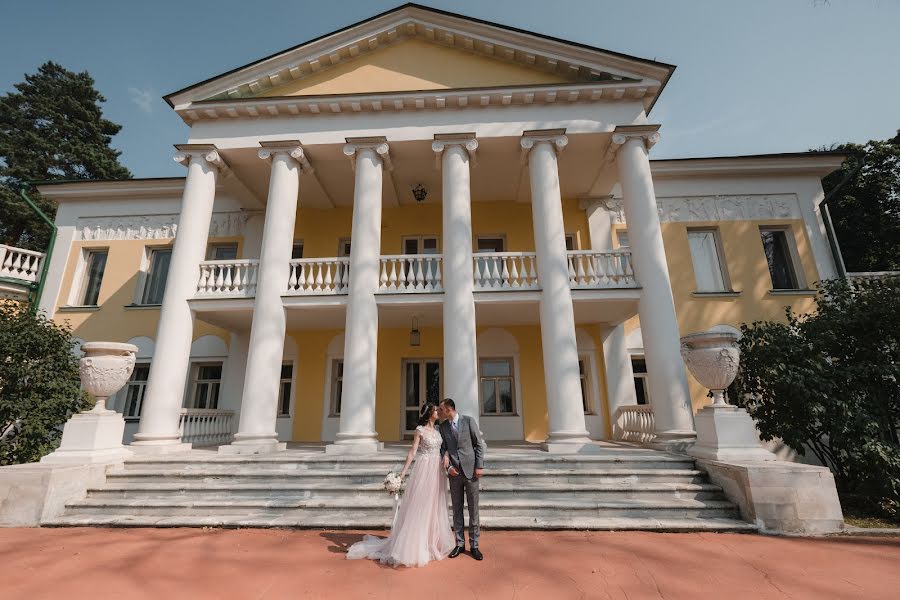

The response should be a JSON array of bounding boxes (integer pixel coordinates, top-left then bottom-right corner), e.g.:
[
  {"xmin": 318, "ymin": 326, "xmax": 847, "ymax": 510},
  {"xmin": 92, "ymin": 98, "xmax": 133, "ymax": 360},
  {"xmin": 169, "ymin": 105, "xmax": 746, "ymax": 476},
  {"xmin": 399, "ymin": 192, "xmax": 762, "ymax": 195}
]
[{"xmin": 15, "ymin": 4, "xmax": 843, "ymax": 455}]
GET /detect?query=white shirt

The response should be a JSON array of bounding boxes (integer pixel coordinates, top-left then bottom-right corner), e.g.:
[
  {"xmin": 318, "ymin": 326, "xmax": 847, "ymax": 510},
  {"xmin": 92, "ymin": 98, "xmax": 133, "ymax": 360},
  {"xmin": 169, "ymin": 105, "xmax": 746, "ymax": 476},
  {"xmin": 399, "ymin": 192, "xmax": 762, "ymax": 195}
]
[{"xmin": 451, "ymin": 413, "xmax": 460, "ymax": 427}]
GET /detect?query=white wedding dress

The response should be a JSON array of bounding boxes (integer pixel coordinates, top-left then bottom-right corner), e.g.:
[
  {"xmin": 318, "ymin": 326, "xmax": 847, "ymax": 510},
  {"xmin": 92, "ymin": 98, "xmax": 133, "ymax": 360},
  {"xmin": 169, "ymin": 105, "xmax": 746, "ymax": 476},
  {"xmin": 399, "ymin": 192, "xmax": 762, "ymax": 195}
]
[{"xmin": 347, "ymin": 425, "xmax": 455, "ymax": 567}]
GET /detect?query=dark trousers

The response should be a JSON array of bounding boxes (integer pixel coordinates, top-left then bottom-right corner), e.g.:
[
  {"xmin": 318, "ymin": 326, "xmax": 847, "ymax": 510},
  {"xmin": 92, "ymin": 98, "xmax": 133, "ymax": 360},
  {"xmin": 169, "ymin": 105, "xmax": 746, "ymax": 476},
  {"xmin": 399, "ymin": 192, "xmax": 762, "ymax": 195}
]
[{"xmin": 449, "ymin": 473, "xmax": 480, "ymax": 548}]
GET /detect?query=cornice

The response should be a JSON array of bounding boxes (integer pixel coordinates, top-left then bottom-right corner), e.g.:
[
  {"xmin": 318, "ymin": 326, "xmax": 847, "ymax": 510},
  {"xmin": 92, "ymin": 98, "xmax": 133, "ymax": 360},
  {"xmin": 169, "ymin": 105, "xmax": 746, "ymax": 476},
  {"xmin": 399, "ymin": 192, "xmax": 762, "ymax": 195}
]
[
  {"xmin": 649, "ymin": 153, "xmax": 846, "ymax": 178},
  {"xmin": 36, "ymin": 179, "xmax": 188, "ymax": 200}
]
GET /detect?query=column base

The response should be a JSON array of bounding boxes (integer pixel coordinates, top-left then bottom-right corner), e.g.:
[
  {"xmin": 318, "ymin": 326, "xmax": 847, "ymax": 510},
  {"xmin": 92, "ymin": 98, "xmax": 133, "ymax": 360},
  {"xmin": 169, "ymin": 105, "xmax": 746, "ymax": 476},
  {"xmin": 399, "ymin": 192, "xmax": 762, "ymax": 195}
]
[
  {"xmin": 648, "ymin": 430, "xmax": 697, "ymax": 453},
  {"xmin": 541, "ymin": 430, "xmax": 595, "ymax": 453},
  {"xmin": 129, "ymin": 442, "xmax": 194, "ymax": 455},
  {"xmin": 218, "ymin": 440, "xmax": 287, "ymax": 455},
  {"xmin": 40, "ymin": 410, "xmax": 133, "ymax": 465},
  {"xmin": 687, "ymin": 405, "xmax": 776, "ymax": 462},
  {"xmin": 325, "ymin": 440, "xmax": 385, "ymax": 455}
]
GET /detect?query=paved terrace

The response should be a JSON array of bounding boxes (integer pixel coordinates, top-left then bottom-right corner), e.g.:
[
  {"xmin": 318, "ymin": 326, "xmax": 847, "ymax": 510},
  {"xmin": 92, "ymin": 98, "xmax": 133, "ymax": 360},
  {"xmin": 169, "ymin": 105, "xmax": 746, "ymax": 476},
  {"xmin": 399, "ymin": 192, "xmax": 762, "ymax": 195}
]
[{"xmin": 2, "ymin": 528, "xmax": 897, "ymax": 599}]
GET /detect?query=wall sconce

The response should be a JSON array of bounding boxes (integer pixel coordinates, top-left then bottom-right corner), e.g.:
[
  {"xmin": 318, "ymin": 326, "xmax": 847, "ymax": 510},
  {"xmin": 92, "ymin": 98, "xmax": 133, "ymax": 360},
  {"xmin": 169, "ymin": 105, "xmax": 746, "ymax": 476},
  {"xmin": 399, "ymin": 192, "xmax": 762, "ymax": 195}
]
[
  {"xmin": 411, "ymin": 183, "xmax": 428, "ymax": 203},
  {"xmin": 409, "ymin": 316, "xmax": 421, "ymax": 347}
]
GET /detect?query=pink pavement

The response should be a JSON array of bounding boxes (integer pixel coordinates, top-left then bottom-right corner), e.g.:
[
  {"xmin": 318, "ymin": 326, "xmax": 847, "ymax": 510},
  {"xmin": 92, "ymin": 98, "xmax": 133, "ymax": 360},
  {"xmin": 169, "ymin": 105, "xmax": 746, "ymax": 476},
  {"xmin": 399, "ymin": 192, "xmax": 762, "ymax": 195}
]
[{"xmin": 1, "ymin": 528, "xmax": 898, "ymax": 599}]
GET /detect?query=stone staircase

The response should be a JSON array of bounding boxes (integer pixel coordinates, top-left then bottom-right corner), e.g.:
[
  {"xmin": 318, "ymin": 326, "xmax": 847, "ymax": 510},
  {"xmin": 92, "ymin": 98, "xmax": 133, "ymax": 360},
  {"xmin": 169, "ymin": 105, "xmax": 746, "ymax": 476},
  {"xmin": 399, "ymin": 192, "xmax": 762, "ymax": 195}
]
[{"xmin": 44, "ymin": 444, "xmax": 755, "ymax": 531}]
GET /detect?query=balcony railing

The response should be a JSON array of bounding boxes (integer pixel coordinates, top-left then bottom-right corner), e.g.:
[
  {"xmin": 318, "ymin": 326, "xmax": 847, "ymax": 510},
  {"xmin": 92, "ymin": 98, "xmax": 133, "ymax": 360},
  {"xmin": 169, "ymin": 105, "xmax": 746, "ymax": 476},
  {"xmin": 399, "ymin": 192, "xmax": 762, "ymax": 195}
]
[
  {"xmin": 379, "ymin": 254, "xmax": 443, "ymax": 293},
  {"xmin": 286, "ymin": 257, "xmax": 350, "ymax": 295},
  {"xmin": 197, "ymin": 259, "xmax": 259, "ymax": 297},
  {"xmin": 0, "ymin": 244, "xmax": 44, "ymax": 284},
  {"xmin": 474, "ymin": 252, "xmax": 539, "ymax": 290},
  {"xmin": 567, "ymin": 250, "xmax": 636, "ymax": 289},
  {"xmin": 178, "ymin": 408, "xmax": 234, "ymax": 447},
  {"xmin": 613, "ymin": 405, "xmax": 655, "ymax": 444}
]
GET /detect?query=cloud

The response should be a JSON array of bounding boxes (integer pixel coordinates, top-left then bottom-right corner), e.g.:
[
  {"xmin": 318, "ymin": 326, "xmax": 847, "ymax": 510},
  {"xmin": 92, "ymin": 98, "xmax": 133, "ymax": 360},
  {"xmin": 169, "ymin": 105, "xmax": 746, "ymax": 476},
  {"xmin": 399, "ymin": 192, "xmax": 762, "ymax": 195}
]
[{"xmin": 128, "ymin": 87, "xmax": 155, "ymax": 113}]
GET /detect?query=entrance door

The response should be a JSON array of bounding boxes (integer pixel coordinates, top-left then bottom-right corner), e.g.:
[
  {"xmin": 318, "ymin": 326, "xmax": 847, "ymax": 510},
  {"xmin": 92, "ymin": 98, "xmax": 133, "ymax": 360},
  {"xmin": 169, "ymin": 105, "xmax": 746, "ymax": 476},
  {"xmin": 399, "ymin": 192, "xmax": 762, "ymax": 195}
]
[{"xmin": 402, "ymin": 359, "xmax": 441, "ymax": 437}]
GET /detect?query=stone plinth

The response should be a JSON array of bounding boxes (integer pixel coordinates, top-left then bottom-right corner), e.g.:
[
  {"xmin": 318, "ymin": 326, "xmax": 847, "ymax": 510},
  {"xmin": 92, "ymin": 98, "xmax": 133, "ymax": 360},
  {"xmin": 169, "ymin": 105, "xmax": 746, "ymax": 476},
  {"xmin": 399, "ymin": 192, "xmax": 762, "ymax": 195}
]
[
  {"xmin": 0, "ymin": 462, "xmax": 109, "ymax": 526},
  {"xmin": 41, "ymin": 411, "xmax": 133, "ymax": 464},
  {"xmin": 688, "ymin": 405, "xmax": 776, "ymax": 462}
]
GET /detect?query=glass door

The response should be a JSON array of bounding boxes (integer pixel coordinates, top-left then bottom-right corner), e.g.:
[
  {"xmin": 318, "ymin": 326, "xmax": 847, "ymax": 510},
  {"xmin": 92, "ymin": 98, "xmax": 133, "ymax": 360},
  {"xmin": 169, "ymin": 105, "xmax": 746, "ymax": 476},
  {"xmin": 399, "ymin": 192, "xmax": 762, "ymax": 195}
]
[{"xmin": 402, "ymin": 359, "xmax": 441, "ymax": 437}]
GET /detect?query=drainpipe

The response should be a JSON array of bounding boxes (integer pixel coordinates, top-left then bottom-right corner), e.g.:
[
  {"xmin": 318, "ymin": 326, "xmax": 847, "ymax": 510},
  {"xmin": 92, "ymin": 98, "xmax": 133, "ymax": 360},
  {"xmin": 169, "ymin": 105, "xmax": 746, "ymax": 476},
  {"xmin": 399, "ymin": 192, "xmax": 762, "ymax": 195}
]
[{"xmin": 17, "ymin": 185, "xmax": 57, "ymax": 315}]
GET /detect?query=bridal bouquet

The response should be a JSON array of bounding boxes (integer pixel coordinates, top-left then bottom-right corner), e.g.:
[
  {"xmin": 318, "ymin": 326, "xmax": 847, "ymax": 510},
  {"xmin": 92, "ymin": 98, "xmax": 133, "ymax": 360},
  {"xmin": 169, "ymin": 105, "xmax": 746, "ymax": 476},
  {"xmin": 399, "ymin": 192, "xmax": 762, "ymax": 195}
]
[{"xmin": 383, "ymin": 472, "xmax": 403, "ymax": 496}]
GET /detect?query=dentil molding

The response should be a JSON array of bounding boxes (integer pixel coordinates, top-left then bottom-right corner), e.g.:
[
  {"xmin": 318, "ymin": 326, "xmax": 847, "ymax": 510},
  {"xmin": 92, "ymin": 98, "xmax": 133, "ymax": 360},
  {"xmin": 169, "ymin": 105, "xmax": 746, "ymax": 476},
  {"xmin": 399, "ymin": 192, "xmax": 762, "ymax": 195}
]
[
  {"xmin": 75, "ymin": 211, "xmax": 257, "ymax": 241},
  {"xmin": 601, "ymin": 194, "xmax": 801, "ymax": 224}
]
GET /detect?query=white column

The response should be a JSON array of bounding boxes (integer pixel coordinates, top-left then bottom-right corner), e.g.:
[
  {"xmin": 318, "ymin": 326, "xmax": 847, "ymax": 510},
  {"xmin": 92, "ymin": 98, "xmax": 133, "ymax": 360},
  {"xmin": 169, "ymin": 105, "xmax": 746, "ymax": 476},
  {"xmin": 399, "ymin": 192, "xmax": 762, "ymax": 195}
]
[
  {"xmin": 327, "ymin": 141, "xmax": 389, "ymax": 454},
  {"xmin": 222, "ymin": 142, "xmax": 305, "ymax": 454},
  {"xmin": 581, "ymin": 198, "xmax": 638, "ymax": 433},
  {"xmin": 612, "ymin": 126, "xmax": 695, "ymax": 448},
  {"xmin": 132, "ymin": 145, "xmax": 224, "ymax": 452},
  {"xmin": 521, "ymin": 133, "xmax": 592, "ymax": 451},
  {"xmin": 433, "ymin": 138, "xmax": 480, "ymax": 424}
]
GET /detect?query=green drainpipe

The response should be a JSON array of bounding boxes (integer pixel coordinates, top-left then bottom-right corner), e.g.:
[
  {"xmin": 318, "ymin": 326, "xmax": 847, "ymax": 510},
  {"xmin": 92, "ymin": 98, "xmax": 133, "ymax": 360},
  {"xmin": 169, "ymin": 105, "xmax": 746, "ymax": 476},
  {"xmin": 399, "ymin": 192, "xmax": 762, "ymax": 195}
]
[{"xmin": 18, "ymin": 186, "xmax": 57, "ymax": 315}]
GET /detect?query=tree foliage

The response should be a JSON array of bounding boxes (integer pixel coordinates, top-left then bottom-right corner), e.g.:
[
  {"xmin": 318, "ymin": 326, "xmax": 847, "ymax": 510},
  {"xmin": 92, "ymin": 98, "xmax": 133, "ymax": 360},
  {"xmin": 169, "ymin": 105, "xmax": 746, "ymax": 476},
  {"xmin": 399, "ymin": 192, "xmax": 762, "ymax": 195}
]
[
  {"xmin": 821, "ymin": 131, "xmax": 900, "ymax": 272},
  {"xmin": 0, "ymin": 301, "xmax": 90, "ymax": 465},
  {"xmin": 0, "ymin": 61, "xmax": 131, "ymax": 250},
  {"xmin": 733, "ymin": 277, "xmax": 900, "ymax": 518}
]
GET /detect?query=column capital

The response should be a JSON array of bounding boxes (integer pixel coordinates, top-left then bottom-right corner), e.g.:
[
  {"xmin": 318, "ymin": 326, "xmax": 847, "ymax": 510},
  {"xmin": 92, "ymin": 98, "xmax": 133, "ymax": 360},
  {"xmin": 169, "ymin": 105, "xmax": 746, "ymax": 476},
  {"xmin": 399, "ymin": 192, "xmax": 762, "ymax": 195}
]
[
  {"xmin": 173, "ymin": 144, "xmax": 228, "ymax": 173},
  {"xmin": 605, "ymin": 124, "xmax": 661, "ymax": 162},
  {"xmin": 520, "ymin": 129, "xmax": 568, "ymax": 164},
  {"xmin": 343, "ymin": 137, "xmax": 392, "ymax": 171},
  {"xmin": 257, "ymin": 140, "xmax": 313, "ymax": 174},
  {"xmin": 432, "ymin": 134, "xmax": 478, "ymax": 168}
]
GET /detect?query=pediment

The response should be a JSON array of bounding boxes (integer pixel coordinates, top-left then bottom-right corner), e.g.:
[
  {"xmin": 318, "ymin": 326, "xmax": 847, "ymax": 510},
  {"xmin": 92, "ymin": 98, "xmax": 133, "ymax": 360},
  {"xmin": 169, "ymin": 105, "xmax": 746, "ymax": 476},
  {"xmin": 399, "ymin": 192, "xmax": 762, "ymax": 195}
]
[{"xmin": 166, "ymin": 4, "xmax": 673, "ymax": 117}]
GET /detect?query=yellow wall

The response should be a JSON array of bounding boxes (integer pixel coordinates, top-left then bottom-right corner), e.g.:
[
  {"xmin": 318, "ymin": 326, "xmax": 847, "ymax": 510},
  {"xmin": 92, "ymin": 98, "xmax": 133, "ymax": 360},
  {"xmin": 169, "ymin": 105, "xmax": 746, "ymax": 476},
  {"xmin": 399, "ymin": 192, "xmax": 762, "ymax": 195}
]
[{"xmin": 259, "ymin": 39, "xmax": 568, "ymax": 98}]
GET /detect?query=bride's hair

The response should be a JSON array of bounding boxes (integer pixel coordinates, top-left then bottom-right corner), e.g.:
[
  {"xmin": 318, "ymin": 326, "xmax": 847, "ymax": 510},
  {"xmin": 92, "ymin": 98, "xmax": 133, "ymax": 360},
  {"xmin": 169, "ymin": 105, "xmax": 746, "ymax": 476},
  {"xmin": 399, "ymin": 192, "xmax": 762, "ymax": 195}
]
[{"xmin": 417, "ymin": 402, "xmax": 437, "ymax": 426}]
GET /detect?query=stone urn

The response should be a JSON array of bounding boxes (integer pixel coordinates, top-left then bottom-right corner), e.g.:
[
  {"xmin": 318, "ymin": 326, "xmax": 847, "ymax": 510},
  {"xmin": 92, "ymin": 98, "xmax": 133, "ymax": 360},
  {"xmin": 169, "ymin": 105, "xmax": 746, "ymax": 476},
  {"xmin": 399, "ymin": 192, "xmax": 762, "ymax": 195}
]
[
  {"xmin": 679, "ymin": 331, "xmax": 740, "ymax": 408},
  {"xmin": 79, "ymin": 342, "xmax": 138, "ymax": 412}
]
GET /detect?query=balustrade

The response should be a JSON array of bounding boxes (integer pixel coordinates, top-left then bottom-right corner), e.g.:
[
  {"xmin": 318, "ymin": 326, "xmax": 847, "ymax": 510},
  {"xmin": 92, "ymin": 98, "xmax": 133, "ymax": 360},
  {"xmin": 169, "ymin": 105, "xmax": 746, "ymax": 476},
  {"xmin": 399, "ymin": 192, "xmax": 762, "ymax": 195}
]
[
  {"xmin": 286, "ymin": 258, "xmax": 350, "ymax": 294},
  {"xmin": 613, "ymin": 405, "xmax": 655, "ymax": 444},
  {"xmin": 196, "ymin": 260, "xmax": 259, "ymax": 297},
  {"xmin": 0, "ymin": 244, "xmax": 44, "ymax": 284},
  {"xmin": 379, "ymin": 254, "xmax": 443, "ymax": 293},
  {"xmin": 178, "ymin": 408, "xmax": 234, "ymax": 446},
  {"xmin": 473, "ymin": 252, "xmax": 539, "ymax": 290},
  {"xmin": 567, "ymin": 250, "xmax": 637, "ymax": 288}
]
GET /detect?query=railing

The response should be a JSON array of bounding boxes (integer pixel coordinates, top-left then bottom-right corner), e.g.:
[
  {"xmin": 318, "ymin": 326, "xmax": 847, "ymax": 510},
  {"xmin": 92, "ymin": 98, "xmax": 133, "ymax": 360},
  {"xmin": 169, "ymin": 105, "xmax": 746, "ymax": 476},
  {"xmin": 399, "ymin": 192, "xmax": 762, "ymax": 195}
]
[
  {"xmin": 379, "ymin": 254, "xmax": 443, "ymax": 293},
  {"xmin": 197, "ymin": 259, "xmax": 259, "ymax": 297},
  {"xmin": 473, "ymin": 252, "xmax": 539, "ymax": 290},
  {"xmin": 567, "ymin": 250, "xmax": 637, "ymax": 289},
  {"xmin": 286, "ymin": 258, "xmax": 351, "ymax": 295},
  {"xmin": 613, "ymin": 405, "xmax": 655, "ymax": 444},
  {"xmin": 0, "ymin": 244, "xmax": 44, "ymax": 284},
  {"xmin": 178, "ymin": 408, "xmax": 234, "ymax": 446}
]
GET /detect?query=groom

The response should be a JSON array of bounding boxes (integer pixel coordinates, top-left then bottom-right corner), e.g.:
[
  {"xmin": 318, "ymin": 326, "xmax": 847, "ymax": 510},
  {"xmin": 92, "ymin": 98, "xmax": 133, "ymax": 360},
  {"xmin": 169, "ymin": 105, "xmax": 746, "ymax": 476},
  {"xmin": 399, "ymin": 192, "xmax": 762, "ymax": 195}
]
[{"xmin": 438, "ymin": 398, "xmax": 485, "ymax": 561}]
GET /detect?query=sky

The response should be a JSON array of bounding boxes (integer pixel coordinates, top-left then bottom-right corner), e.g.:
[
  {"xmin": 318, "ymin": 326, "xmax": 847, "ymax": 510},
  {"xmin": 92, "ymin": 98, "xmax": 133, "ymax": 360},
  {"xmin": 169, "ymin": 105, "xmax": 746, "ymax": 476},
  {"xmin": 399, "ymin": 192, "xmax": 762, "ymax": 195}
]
[{"xmin": 1, "ymin": 0, "xmax": 898, "ymax": 178}]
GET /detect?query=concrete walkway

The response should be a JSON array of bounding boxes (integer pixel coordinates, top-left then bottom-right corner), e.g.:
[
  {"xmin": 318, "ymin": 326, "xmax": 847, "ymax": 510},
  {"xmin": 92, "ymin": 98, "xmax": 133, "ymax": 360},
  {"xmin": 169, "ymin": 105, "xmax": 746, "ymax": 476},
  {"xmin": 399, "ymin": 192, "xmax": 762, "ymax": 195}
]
[{"xmin": 1, "ymin": 528, "xmax": 898, "ymax": 599}]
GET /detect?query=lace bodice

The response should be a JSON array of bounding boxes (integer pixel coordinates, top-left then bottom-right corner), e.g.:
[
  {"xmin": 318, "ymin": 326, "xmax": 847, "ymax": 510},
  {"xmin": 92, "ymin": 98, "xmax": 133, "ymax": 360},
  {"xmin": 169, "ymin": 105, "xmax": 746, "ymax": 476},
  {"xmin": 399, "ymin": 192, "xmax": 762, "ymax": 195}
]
[{"xmin": 415, "ymin": 426, "xmax": 442, "ymax": 456}]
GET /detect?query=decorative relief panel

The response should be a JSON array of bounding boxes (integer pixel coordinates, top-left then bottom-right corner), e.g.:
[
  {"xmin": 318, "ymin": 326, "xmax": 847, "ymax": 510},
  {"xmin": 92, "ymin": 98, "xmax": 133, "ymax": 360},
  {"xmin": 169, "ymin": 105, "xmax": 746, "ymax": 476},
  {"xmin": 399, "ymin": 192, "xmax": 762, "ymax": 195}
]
[
  {"xmin": 75, "ymin": 211, "xmax": 254, "ymax": 241},
  {"xmin": 605, "ymin": 194, "xmax": 801, "ymax": 224}
]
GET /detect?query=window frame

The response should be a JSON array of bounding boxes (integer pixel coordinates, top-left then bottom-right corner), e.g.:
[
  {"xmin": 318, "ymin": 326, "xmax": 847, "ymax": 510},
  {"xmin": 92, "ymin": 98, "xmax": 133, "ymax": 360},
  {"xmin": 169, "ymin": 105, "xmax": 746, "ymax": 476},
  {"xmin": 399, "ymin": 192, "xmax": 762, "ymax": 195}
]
[
  {"xmin": 76, "ymin": 248, "xmax": 109, "ymax": 307},
  {"xmin": 401, "ymin": 235, "xmax": 441, "ymax": 255},
  {"xmin": 329, "ymin": 359, "xmax": 344, "ymax": 417},
  {"xmin": 337, "ymin": 238, "xmax": 352, "ymax": 257},
  {"xmin": 187, "ymin": 361, "xmax": 224, "ymax": 410},
  {"xmin": 631, "ymin": 356, "xmax": 651, "ymax": 406},
  {"xmin": 277, "ymin": 361, "xmax": 295, "ymax": 418},
  {"xmin": 291, "ymin": 240, "xmax": 304, "ymax": 260},
  {"xmin": 578, "ymin": 355, "xmax": 594, "ymax": 415},
  {"xmin": 205, "ymin": 243, "xmax": 239, "ymax": 261},
  {"xmin": 475, "ymin": 235, "xmax": 507, "ymax": 253},
  {"xmin": 759, "ymin": 226, "xmax": 804, "ymax": 290},
  {"xmin": 686, "ymin": 227, "xmax": 731, "ymax": 293},
  {"xmin": 615, "ymin": 229, "xmax": 629, "ymax": 249},
  {"xmin": 565, "ymin": 233, "xmax": 580, "ymax": 251},
  {"xmin": 117, "ymin": 361, "xmax": 150, "ymax": 420},
  {"xmin": 138, "ymin": 246, "xmax": 173, "ymax": 305},
  {"xmin": 478, "ymin": 357, "xmax": 517, "ymax": 416}
]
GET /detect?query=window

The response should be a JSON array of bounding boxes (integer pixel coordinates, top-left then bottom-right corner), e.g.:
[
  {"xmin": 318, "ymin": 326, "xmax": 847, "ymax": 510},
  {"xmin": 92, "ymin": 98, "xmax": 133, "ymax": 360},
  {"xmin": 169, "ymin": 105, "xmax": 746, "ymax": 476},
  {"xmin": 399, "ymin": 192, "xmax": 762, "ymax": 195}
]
[
  {"xmin": 579, "ymin": 357, "xmax": 593, "ymax": 414},
  {"xmin": 565, "ymin": 234, "xmax": 578, "ymax": 251},
  {"xmin": 479, "ymin": 358, "xmax": 515, "ymax": 415},
  {"xmin": 402, "ymin": 236, "xmax": 439, "ymax": 254},
  {"xmin": 338, "ymin": 239, "xmax": 352, "ymax": 257},
  {"xmin": 122, "ymin": 363, "xmax": 150, "ymax": 419},
  {"xmin": 476, "ymin": 236, "xmax": 506, "ymax": 253},
  {"xmin": 79, "ymin": 250, "xmax": 108, "ymax": 306},
  {"xmin": 687, "ymin": 229, "xmax": 729, "ymax": 292},
  {"xmin": 616, "ymin": 230, "xmax": 630, "ymax": 249},
  {"xmin": 329, "ymin": 360, "xmax": 344, "ymax": 416},
  {"xmin": 760, "ymin": 228, "xmax": 800, "ymax": 290},
  {"xmin": 278, "ymin": 363, "xmax": 293, "ymax": 417},
  {"xmin": 189, "ymin": 362, "xmax": 222, "ymax": 409},
  {"xmin": 632, "ymin": 358, "xmax": 650, "ymax": 405},
  {"xmin": 141, "ymin": 248, "xmax": 172, "ymax": 304},
  {"xmin": 291, "ymin": 241, "xmax": 304, "ymax": 259},
  {"xmin": 206, "ymin": 243, "xmax": 238, "ymax": 261}
]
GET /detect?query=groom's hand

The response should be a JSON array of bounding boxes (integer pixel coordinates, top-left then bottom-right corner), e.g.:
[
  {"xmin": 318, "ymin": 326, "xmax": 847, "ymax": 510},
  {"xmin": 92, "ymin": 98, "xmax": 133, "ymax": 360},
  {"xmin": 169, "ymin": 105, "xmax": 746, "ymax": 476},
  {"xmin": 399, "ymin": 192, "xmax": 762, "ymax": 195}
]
[
  {"xmin": 474, "ymin": 468, "xmax": 484, "ymax": 480},
  {"xmin": 448, "ymin": 466, "xmax": 459, "ymax": 477},
  {"xmin": 443, "ymin": 455, "xmax": 450, "ymax": 469}
]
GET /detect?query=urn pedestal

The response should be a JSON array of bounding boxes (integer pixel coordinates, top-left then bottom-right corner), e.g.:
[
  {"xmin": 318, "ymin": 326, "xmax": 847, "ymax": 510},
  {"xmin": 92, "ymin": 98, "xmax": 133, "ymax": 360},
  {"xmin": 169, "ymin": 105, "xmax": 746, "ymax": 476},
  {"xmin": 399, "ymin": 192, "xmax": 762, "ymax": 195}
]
[
  {"xmin": 680, "ymin": 331, "xmax": 774, "ymax": 462},
  {"xmin": 41, "ymin": 342, "xmax": 138, "ymax": 465}
]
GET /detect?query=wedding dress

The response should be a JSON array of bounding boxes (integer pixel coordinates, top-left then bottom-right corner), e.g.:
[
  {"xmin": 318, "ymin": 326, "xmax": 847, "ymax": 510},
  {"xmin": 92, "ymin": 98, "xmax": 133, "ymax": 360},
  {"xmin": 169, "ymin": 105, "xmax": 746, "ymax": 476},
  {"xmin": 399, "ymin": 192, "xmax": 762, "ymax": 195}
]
[{"xmin": 347, "ymin": 425, "xmax": 455, "ymax": 567}]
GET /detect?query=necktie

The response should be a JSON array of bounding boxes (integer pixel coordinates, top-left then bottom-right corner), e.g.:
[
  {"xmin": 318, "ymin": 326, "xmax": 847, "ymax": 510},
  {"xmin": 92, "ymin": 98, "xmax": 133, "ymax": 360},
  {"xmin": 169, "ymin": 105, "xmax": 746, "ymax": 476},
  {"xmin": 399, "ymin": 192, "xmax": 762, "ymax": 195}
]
[{"xmin": 452, "ymin": 420, "xmax": 459, "ymax": 441}]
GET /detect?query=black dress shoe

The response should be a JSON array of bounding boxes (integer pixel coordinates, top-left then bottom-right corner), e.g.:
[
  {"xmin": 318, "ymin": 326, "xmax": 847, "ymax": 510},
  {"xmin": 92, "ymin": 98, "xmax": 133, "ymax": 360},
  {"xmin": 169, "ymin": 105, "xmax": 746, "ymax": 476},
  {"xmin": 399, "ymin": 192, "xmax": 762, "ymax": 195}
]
[
  {"xmin": 448, "ymin": 546, "xmax": 463, "ymax": 558},
  {"xmin": 470, "ymin": 547, "xmax": 483, "ymax": 561}
]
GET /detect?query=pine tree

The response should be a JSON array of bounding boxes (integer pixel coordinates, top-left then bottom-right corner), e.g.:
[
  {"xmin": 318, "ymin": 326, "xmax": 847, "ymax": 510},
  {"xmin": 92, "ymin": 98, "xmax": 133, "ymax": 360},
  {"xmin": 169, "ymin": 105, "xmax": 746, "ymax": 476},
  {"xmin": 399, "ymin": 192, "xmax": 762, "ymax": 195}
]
[{"xmin": 0, "ymin": 61, "xmax": 132, "ymax": 250}]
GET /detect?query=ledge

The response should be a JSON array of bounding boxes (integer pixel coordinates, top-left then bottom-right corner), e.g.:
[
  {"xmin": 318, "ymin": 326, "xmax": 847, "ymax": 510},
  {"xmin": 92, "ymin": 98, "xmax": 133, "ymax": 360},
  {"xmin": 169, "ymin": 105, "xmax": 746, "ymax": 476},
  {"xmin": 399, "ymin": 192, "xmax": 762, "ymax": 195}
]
[
  {"xmin": 691, "ymin": 291, "xmax": 741, "ymax": 298},
  {"xmin": 767, "ymin": 289, "xmax": 817, "ymax": 297},
  {"xmin": 57, "ymin": 305, "xmax": 101, "ymax": 313},
  {"xmin": 124, "ymin": 304, "xmax": 162, "ymax": 311}
]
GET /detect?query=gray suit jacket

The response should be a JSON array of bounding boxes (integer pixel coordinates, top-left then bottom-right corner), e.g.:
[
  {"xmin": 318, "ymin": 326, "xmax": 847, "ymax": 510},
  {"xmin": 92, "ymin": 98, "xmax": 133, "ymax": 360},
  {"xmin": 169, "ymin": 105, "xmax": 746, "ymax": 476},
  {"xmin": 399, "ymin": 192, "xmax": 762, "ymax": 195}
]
[{"xmin": 439, "ymin": 415, "xmax": 484, "ymax": 479}]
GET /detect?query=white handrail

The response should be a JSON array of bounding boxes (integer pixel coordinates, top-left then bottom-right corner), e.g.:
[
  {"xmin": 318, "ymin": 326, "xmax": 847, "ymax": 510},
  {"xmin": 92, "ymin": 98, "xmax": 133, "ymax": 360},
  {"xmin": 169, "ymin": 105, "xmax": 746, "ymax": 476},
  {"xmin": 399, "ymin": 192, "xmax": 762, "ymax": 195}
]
[
  {"xmin": 178, "ymin": 408, "xmax": 234, "ymax": 447},
  {"xmin": 473, "ymin": 252, "xmax": 539, "ymax": 290},
  {"xmin": 0, "ymin": 244, "xmax": 45, "ymax": 284},
  {"xmin": 567, "ymin": 250, "xmax": 637, "ymax": 288},
  {"xmin": 613, "ymin": 405, "xmax": 655, "ymax": 443},
  {"xmin": 196, "ymin": 259, "xmax": 259, "ymax": 297},
  {"xmin": 379, "ymin": 254, "xmax": 443, "ymax": 293},
  {"xmin": 286, "ymin": 257, "xmax": 350, "ymax": 294}
]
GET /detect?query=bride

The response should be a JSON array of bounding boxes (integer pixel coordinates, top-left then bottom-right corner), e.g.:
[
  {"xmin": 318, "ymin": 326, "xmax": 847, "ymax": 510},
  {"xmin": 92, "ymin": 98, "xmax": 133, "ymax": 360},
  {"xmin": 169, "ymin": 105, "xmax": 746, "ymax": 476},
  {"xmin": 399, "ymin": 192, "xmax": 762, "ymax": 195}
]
[{"xmin": 346, "ymin": 402, "xmax": 455, "ymax": 567}]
